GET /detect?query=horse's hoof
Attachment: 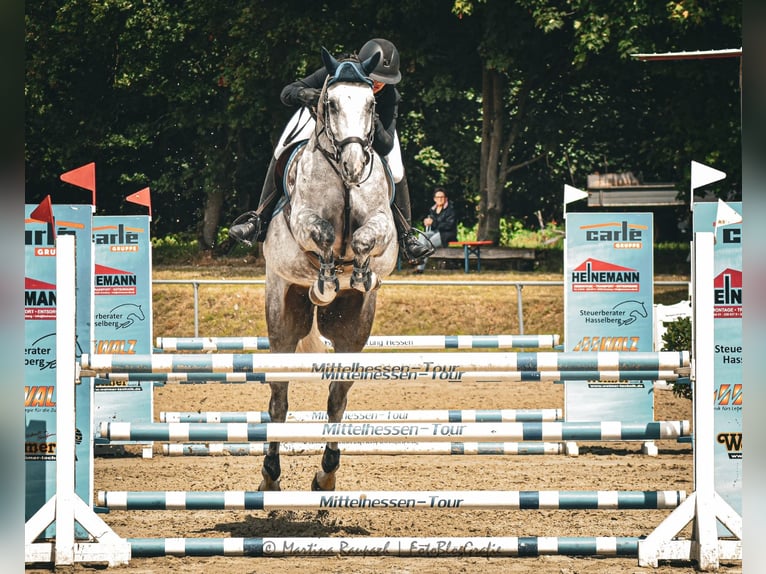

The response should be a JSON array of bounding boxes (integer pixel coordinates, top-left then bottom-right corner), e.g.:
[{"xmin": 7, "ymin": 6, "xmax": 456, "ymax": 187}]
[
  {"xmin": 351, "ymin": 271, "xmax": 380, "ymax": 293},
  {"xmin": 311, "ymin": 472, "xmax": 336, "ymax": 492},
  {"xmin": 258, "ymin": 479, "xmax": 281, "ymax": 491},
  {"xmin": 309, "ymin": 282, "xmax": 336, "ymax": 306}
]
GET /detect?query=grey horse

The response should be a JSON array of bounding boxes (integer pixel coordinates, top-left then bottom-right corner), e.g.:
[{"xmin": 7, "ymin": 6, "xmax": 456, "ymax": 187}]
[{"xmin": 260, "ymin": 48, "xmax": 398, "ymax": 491}]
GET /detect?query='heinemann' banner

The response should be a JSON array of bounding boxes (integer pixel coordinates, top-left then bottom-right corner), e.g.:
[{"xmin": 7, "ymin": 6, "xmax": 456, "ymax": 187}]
[
  {"xmin": 692, "ymin": 201, "xmax": 742, "ymax": 536},
  {"xmin": 25, "ymin": 205, "xmax": 94, "ymax": 538},
  {"xmin": 93, "ymin": 216, "xmax": 154, "ymax": 443},
  {"xmin": 564, "ymin": 213, "xmax": 654, "ymax": 423}
]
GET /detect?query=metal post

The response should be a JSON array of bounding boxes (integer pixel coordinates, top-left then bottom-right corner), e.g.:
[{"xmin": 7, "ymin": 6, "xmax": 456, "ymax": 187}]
[{"xmin": 193, "ymin": 282, "xmax": 200, "ymax": 337}]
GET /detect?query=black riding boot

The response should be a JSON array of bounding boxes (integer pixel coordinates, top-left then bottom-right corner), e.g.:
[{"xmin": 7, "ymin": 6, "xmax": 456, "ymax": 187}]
[
  {"xmin": 393, "ymin": 178, "xmax": 434, "ymax": 264},
  {"xmin": 229, "ymin": 157, "xmax": 279, "ymax": 246}
]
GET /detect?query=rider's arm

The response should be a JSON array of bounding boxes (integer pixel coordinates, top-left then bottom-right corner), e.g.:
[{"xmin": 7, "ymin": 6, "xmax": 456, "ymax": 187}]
[
  {"xmin": 280, "ymin": 67, "xmax": 328, "ymax": 107},
  {"xmin": 371, "ymin": 87, "xmax": 399, "ymax": 156}
]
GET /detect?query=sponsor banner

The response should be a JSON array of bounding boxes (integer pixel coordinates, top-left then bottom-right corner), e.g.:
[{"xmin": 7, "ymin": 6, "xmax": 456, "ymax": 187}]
[
  {"xmin": 693, "ymin": 202, "xmax": 742, "ymax": 536},
  {"xmin": 25, "ymin": 205, "xmax": 93, "ymax": 537},
  {"xmin": 564, "ymin": 213, "xmax": 654, "ymax": 423},
  {"xmin": 93, "ymin": 216, "xmax": 154, "ymax": 441}
]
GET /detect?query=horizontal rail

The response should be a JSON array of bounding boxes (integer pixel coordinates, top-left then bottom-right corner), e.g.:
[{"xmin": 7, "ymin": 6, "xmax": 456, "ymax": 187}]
[
  {"xmin": 99, "ymin": 420, "xmax": 691, "ymax": 443},
  {"xmin": 159, "ymin": 408, "xmax": 563, "ymax": 423},
  {"xmin": 101, "ymin": 370, "xmax": 679, "ymax": 383},
  {"xmin": 161, "ymin": 441, "xmax": 567, "ymax": 456},
  {"xmin": 98, "ymin": 489, "xmax": 686, "ymax": 511},
  {"xmin": 155, "ymin": 334, "xmax": 561, "ymax": 351},
  {"xmin": 81, "ymin": 351, "xmax": 690, "ymax": 374},
  {"xmin": 127, "ymin": 536, "xmax": 642, "ymax": 557}
]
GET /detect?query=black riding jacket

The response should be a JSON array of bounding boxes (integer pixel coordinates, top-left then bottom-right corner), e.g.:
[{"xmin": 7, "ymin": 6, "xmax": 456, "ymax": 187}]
[
  {"xmin": 426, "ymin": 202, "xmax": 458, "ymax": 246},
  {"xmin": 280, "ymin": 66, "xmax": 400, "ymax": 158}
]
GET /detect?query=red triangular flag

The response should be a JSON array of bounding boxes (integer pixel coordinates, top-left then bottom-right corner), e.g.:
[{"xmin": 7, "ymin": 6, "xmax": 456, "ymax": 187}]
[
  {"xmin": 60, "ymin": 162, "xmax": 96, "ymax": 205},
  {"xmin": 30, "ymin": 195, "xmax": 56, "ymax": 231},
  {"xmin": 126, "ymin": 187, "xmax": 152, "ymax": 217}
]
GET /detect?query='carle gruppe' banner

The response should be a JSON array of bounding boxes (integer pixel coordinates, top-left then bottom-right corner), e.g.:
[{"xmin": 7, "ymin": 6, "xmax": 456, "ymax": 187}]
[
  {"xmin": 25, "ymin": 204, "xmax": 94, "ymax": 537},
  {"xmin": 693, "ymin": 201, "xmax": 742, "ymax": 536},
  {"xmin": 564, "ymin": 213, "xmax": 654, "ymax": 423},
  {"xmin": 93, "ymin": 215, "xmax": 154, "ymax": 443}
]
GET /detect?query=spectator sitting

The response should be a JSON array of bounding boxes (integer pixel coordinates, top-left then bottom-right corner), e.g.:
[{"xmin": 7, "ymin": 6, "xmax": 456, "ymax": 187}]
[{"xmin": 415, "ymin": 186, "xmax": 457, "ymax": 273}]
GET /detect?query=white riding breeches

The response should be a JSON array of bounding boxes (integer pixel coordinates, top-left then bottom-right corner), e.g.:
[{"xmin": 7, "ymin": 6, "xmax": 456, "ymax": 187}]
[{"xmin": 274, "ymin": 108, "xmax": 404, "ymax": 183}]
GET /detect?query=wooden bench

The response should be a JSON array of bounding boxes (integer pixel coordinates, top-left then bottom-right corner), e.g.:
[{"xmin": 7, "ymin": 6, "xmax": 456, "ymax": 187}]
[{"xmin": 431, "ymin": 241, "xmax": 536, "ymax": 272}]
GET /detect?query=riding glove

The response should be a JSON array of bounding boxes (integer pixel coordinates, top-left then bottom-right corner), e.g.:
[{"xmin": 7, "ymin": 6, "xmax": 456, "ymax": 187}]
[{"xmin": 297, "ymin": 88, "xmax": 321, "ymax": 107}]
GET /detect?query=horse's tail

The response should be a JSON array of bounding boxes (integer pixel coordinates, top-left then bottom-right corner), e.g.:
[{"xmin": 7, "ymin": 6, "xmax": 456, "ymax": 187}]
[{"xmin": 295, "ymin": 308, "xmax": 327, "ymax": 354}]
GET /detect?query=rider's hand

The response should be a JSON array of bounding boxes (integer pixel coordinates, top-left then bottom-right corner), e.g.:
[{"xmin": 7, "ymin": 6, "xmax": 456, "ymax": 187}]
[{"xmin": 297, "ymin": 88, "xmax": 320, "ymax": 107}]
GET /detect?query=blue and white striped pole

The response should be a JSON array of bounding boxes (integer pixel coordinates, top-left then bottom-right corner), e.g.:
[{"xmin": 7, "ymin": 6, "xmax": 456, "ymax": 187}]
[
  {"xmin": 99, "ymin": 489, "xmax": 686, "ymax": 511},
  {"xmin": 159, "ymin": 408, "xmax": 563, "ymax": 424},
  {"xmin": 101, "ymin": 369, "xmax": 680, "ymax": 384},
  {"xmin": 81, "ymin": 350, "xmax": 690, "ymax": 375},
  {"xmin": 155, "ymin": 334, "xmax": 561, "ymax": 351},
  {"xmin": 99, "ymin": 420, "xmax": 690, "ymax": 443},
  {"xmin": 161, "ymin": 441, "xmax": 566, "ymax": 456},
  {"xmin": 127, "ymin": 536, "xmax": 641, "ymax": 557}
]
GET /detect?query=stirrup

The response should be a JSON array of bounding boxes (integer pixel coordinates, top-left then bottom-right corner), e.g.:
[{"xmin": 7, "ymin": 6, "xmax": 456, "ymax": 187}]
[
  {"xmin": 400, "ymin": 228, "xmax": 434, "ymax": 265},
  {"xmin": 229, "ymin": 211, "xmax": 261, "ymax": 246}
]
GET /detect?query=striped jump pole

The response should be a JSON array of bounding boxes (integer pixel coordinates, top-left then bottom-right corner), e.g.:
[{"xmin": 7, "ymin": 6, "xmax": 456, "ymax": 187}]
[
  {"xmin": 99, "ymin": 420, "xmax": 690, "ymax": 443},
  {"xmin": 162, "ymin": 441, "xmax": 567, "ymax": 456},
  {"xmin": 100, "ymin": 369, "xmax": 679, "ymax": 384},
  {"xmin": 80, "ymin": 350, "xmax": 690, "ymax": 375},
  {"xmin": 159, "ymin": 408, "xmax": 563, "ymax": 423},
  {"xmin": 155, "ymin": 334, "xmax": 561, "ymax": 351},
  {"xmin": 127, "ymin": 536, "xmax": 641, "ymax": 558},
  {"xmin": 98, "ymin": 489, "xmax": 686, "ymax": 511}
]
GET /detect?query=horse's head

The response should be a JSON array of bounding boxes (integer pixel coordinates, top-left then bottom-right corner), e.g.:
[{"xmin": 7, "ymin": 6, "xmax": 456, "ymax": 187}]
[{"xmin": 316, "ymin": 47, "xmax": 381, "ymax": 185}]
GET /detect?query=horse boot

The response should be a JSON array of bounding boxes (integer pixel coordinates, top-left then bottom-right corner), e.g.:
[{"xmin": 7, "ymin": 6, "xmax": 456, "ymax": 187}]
[
  {"xmin": 228, "ymin": 157, "xmax": 279, "ymax": 246},
  {"xmin": 392, "ymin": 179, "xmax": 434, "ymax": 264}
]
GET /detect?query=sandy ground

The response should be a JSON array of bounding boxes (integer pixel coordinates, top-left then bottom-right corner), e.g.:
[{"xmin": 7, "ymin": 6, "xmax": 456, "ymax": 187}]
[{"xmin": 29, "ymin": 378, "xmax": 741, "ymax": 574}]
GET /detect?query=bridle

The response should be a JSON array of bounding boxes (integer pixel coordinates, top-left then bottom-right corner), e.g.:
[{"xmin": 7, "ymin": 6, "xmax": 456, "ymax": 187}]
[{"xmin": 314, "ymin": 75, "xmax": 377, "ymax": 187}]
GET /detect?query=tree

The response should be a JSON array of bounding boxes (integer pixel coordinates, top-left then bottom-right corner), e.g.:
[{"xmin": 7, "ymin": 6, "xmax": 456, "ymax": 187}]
[{"xmin": 25, "ymin": 1, "xmax": 741, "ymax": 247}]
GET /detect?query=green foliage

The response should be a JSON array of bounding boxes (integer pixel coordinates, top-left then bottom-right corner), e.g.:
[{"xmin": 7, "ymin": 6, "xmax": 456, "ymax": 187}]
[
  {"xmin": 151, "ymin": 233, "xmax": 201, "ymax": 265},
  {"xmin": 661, "ymin": 316, "xmax": 693, "ymax": 400},
  {"xmin": 456, "ymin": 218, "xmax": 565, "ymax": 249}
]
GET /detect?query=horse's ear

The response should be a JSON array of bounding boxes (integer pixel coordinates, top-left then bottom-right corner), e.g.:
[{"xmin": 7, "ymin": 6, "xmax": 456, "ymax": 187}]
[
  {"xmin": 321, "ymin": 46, "xmax": 339, "ymax": 75},
  {"xmin": 360, "ymin": 51, "xmax": 381, "ymax": 77}
]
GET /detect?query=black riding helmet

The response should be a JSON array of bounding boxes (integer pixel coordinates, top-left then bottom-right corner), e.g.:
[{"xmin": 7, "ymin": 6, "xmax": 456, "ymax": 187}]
[{"xmin": 358, "ymin": 38, "xmax": 401, "ymax": 84}]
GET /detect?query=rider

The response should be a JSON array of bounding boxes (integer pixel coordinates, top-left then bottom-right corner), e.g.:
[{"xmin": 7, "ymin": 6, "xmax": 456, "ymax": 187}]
[{"xmin": 228, "ymin": 38, "xmax": 434, "ymax": 264}]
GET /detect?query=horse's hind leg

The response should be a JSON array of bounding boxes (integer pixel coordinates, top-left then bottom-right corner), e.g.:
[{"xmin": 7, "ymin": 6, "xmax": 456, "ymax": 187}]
[
  {"xmin": 261, "ymin": 281, "xmax": 314, "ymax": 491},
  {"xmin": 311, "ymin": 380, "xmax": 354, "ymax": 491},
  {"xmin": 311, "ymin": 292, "xmax": 377, "ymax": 491},
  {"xmin": 260, "ymin": 382, "xmax": 287, "ymax": 491}
]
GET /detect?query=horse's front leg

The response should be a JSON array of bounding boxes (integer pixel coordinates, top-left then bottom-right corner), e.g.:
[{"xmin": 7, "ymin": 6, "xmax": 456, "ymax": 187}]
[
  {"xmin": 259, "ymin": 382, "xmax": 288, "ymax": 491},
  {"xmin": 349, "ymin": 212, "xmax": 393, "ymax": 293},
  {"xmin": 294, "ymin": 211, "xmax": 339, "ymax": 305},
  {"xmin": 312, "ymin": 380, "xmax": 354, "ymax": 491},
  {"xmin": 310, "ymin": 254, "xmax": 340, "ymax": 306}
]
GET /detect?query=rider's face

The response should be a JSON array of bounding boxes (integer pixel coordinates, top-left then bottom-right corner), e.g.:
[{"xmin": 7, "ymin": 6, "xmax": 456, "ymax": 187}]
[{"xmin": 372, "ymin": 81, "xmax": 385, "ymax": 94}]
